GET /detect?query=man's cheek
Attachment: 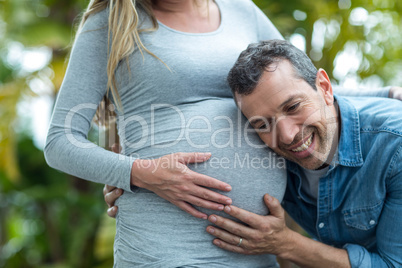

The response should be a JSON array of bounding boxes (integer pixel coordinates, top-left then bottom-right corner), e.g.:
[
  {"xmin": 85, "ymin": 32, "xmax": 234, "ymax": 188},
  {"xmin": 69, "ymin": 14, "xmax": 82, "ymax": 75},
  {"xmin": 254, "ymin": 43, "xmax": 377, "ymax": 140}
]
[{"xmin": 261, "ymin": 136, "xmax": 277, "ymax": 149}]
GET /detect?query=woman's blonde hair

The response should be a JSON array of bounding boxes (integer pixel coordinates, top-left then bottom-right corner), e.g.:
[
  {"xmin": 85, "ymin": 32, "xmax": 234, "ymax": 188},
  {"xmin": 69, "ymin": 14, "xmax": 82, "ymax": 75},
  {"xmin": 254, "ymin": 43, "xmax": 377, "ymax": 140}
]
[
  {"xmin": 76, "ymin": 0, "xmax": 159, "ymax": 125},
  {"xmin": 76, "ymin": 0, "xmax": 209, "ymax": 127}
]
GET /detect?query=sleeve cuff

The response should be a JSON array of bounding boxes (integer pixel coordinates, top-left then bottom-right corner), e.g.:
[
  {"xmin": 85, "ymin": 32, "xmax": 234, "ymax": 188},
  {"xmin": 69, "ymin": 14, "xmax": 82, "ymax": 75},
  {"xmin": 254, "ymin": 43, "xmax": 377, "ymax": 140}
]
[
  {"xmin": 116, "ymin": 154, "xmax": 137, "ymax": 193},
  {"xmin": 343, "ymin": 243, "xmax": 372, "ymax": 268}
]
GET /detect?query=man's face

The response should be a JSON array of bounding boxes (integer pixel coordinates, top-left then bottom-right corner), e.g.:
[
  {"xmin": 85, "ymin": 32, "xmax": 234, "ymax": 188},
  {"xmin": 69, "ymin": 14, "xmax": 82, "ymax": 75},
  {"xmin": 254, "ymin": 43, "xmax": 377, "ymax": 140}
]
[{"xmin": 236, "ymin": 60, "xmax": 339, "ymax": 170}]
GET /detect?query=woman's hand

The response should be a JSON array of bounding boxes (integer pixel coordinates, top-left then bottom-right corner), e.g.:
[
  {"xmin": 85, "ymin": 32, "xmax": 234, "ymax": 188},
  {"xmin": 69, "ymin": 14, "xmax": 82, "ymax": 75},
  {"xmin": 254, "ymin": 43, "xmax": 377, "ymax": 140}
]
[
  {"xmin": 389, "ymin": 86, "xmax": 402, "ymax": 100},
  {"xmin": 131, "ymin": 152, "xmax": 232, "ymax": 219}
]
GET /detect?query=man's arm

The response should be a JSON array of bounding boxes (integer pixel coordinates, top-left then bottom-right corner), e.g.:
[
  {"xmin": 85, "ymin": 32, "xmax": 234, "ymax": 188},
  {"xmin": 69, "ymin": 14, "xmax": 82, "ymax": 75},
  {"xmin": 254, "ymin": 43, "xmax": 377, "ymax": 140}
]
[{"xmin": 343, "ymin": 146, "xmax": 402, "ymax": 267}]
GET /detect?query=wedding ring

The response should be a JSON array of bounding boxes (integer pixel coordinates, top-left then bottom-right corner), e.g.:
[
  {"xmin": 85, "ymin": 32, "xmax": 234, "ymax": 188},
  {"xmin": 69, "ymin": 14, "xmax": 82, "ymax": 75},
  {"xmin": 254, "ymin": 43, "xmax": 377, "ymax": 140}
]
[{"xmin": 236, "ymin": 237, "xmax": 243, "ymax": 247}]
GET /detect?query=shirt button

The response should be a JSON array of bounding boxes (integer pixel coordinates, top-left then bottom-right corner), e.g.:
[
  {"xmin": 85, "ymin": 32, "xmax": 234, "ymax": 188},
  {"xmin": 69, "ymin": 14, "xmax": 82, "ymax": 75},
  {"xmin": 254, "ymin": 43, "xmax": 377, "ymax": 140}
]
[
  {"xmin": 369, "ymin": 220, "xmax": 376, "ymax": 225},
  {"xmin": 318, "ymin": 222, "xmax": 325, "ymax": 228}
]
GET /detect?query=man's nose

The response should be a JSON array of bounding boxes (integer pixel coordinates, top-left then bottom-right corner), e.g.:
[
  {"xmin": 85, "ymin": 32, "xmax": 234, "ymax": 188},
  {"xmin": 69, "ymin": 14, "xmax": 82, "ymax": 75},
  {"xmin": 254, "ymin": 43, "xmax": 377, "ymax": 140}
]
[{"xmin": 276, "ymin": 117, "xmax": 299, "ymax": 145}]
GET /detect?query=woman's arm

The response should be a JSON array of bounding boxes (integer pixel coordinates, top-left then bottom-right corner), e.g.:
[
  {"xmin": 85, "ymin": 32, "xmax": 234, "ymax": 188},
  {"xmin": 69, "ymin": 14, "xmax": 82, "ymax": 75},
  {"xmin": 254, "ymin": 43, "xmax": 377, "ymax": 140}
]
[
  {"xmin": 45, "ymin": 10, "xmax": 232, "ymax": 219},
  {"xmin": 333, "ymin": 85, "xmax": 391, "ymax": 98},
  {"xmin": 44, "ymin": 10, "xmax": 136, "ymax": 192}
]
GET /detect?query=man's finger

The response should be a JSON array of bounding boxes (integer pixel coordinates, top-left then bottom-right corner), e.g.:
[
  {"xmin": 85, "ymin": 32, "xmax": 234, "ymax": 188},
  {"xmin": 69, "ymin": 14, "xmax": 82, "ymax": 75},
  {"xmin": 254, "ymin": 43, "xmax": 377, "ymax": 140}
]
[
  {"xmin": 103, "ymin": 184, "xmax": 117, "ymax": 196},
  {"xmin": 212, "ymin": 238, "xmax": 250, "ymax": 255},
  {"xmin": 221, "ymin": 205, "xmax": 263, "ymax": 229},
  {"xmin": 105, "ymin": 188, "xmax": 124, "ymax": 207},
  {"xmin": 263, "ymin": 194, "xmax": 284, "ymax": 219},
  {"xmin": 206, "ymin": 225, "xmax": 250, "ymax": 249},
  {"xmin": 111, "ymin": 143, "xmax": 121, "ymax": 153},
  {"xmin": 107, "ymin": 206, "xmax": 118, "ymax": 218},
  {"xmin": 208, "ymin": 214, "xmax": 255, "ymax": 238}
]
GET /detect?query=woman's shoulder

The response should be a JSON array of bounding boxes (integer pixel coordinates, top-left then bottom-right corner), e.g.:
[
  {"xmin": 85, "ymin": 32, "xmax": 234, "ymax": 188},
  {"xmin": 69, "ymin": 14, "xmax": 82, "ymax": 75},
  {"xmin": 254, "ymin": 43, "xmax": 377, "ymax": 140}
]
[
  {"xmin": 217, "ymin": 0, "xmax": 258, "ymax": 11},
  {"xmin": 81, "ymin": 8, "xmax": 109, "ymax": 32},
  {"xmin": 217, "ymin": 0, "xmax": 263, "ymax": 20}
]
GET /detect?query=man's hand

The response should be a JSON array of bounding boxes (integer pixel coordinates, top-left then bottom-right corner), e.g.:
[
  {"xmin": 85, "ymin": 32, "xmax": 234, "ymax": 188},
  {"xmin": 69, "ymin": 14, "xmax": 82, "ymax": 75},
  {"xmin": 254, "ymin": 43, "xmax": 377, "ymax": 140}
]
[
  {"xmin": 206, "ymin": 194, "xmax": 292, "ymax": 256},
  {"xmin": 103, "ymin": 184, "xmax": 123, "ymax": 218},
  {"xmin": 103, "ymin": 143, "xmax": 124, "ymax": 218},
  {"xmin": 206, "ymin": 194, "xmax": 351, "ymax": 268},
  {"xmin": 389, "ymin": 86, "xmax": 402, "ymax": 100}
]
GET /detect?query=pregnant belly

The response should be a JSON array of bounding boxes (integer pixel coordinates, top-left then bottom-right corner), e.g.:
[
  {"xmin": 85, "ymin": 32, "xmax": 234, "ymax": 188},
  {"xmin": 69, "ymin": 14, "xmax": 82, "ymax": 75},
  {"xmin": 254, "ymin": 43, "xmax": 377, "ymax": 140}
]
[
  {"xmin": 119, "ymin": 99, "xmax": 287, "ymax": 214},
  {"xmin": 114, "ymin": 99, "xmax": 286, "ymax": 264}
]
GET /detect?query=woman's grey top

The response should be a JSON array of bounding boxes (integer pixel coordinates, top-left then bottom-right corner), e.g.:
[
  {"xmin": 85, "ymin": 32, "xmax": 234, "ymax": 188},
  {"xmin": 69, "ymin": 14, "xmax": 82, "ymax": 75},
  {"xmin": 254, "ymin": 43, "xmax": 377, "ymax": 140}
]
[{"xmin": 44, "ymin": 0, "xmax": 389, "ymax": 266}]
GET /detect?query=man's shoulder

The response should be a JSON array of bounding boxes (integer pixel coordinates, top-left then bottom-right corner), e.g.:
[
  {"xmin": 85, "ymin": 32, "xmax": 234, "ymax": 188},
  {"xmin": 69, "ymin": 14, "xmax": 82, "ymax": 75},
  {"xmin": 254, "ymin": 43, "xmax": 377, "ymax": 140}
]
[{"xmin": 344, "ymin": 97, "xmax": 402, "ymax": 137}]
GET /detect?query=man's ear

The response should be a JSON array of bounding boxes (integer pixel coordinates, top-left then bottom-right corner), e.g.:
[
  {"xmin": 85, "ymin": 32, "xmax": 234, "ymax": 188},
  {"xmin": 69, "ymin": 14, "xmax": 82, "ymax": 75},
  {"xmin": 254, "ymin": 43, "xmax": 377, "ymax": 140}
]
[{"xmin": 315, "ymin": 68, "xmax": 334, "ymax": 105}]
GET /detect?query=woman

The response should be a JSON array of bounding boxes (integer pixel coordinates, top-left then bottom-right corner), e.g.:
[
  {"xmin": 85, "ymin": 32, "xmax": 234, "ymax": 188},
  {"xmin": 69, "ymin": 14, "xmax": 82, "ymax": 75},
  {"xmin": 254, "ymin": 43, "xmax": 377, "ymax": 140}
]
[
  {"xmin": 46, "ymin": 0, "xmax": 287, "ymax": 266},
  {"xmin": 45, "ymin": 0, "xmax": 392, "ymax": 267}
]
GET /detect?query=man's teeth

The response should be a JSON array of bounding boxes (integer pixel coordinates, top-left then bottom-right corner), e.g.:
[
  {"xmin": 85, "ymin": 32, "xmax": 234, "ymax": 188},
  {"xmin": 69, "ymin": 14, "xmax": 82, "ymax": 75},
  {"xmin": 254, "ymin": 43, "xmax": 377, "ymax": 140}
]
[{"xmin": 291, "ymin": 134, "xmax": 313, "ymax": 152}]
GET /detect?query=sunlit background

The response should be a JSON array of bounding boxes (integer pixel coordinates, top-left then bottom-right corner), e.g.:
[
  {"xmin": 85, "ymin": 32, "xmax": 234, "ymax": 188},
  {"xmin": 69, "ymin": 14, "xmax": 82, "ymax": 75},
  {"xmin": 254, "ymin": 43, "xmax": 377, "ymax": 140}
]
[{"xmin": 0, "ymin": 0, "xmax": 401, "ymax": 267}]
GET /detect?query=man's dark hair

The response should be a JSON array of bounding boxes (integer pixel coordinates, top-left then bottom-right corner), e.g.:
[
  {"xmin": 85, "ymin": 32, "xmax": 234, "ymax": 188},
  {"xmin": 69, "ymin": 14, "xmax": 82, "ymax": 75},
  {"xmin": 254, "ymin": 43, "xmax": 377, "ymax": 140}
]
[{"xmin": 227, "ymin": 39, "xmax": 318, "ymax": 97}]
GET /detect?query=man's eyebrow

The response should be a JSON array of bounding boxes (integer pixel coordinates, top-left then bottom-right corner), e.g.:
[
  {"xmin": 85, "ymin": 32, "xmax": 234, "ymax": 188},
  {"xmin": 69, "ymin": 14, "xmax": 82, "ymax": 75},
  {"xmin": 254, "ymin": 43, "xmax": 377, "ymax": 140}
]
[
  {"xmin": 279, "ymin": 95, "xmax": 300, "ymax": 109},
  {"xmin": 249, "ymin": 118, "xmax": 264, "ymax": 126},
  {"xmin": 249, "ymin": 117, "xmax": 272, "ymax": 127}
]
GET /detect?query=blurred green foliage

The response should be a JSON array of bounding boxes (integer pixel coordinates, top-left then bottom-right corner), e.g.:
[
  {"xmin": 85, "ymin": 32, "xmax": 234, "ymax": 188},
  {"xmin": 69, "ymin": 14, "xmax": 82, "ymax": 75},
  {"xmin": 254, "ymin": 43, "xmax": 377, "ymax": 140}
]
[{"xmin": 0, "ymin": 0, "xmax": 401, "ymax": 267}]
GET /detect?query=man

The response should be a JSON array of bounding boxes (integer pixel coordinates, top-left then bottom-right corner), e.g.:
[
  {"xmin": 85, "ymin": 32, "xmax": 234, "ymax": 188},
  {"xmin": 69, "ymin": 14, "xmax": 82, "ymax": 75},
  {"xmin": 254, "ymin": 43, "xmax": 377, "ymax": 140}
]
[
  {"xmin": 203, "ymin": 39, "xmax": 402, "ymax": 267},
  {"xmin": 103, "ymin": 40, "xmax": 402, "ymax": 266}
]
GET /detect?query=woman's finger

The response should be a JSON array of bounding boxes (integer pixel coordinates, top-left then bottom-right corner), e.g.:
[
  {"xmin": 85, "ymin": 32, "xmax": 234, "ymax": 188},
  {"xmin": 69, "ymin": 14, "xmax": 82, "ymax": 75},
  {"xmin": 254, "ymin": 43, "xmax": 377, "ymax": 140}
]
[
  {"xmin": 185, "ymin": 195, "xmax": 225, "ymax": 211},
  {"xmin": 188, "ymin": 170, "xmax": 232, "ymax": 192},
  {"xmin": 175, "ymin": 201, "xmax": 208, "ymax": 219},
  {"xmin": 190, "ymin": 186, "xmax": 232, "ymax": 205},
  {"xmin": 174, "ymin": 152, "xmax": 212, "ymax": 164}
]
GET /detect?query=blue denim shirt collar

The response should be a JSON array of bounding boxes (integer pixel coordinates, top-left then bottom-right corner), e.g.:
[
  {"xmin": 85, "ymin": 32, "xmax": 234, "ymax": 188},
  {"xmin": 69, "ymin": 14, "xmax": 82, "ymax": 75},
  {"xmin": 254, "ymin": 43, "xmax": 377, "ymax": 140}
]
[
  {"xmin": 335, "ymin": 95, "xmax": 364, "ymax": 167},
  {"xmin": 287, "ymin": 95, "xmax": 363, "ymax": 174}
]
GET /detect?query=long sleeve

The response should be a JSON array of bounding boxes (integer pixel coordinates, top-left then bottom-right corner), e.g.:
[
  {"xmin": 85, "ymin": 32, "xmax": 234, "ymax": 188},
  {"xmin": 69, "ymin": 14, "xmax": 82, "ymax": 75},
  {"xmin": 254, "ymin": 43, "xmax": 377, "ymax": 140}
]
[
  {"xmin": 44, "ymin": 10, "xmax": 135, "ymax": 192},
  {"xmin": 250, "ymin": 1, "xmax": 284, "ymax": 41},
  {"xmin": 334, "ymin": 86, "xmax": 390, "ymax": 98}
]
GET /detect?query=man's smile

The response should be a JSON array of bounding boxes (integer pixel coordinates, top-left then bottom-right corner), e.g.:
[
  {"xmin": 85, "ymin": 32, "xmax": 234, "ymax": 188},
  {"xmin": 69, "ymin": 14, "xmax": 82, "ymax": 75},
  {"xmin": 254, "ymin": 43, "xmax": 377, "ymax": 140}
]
[{"xmin": 282, "ymin": 132, "xmax": 315, "ymax": 159}]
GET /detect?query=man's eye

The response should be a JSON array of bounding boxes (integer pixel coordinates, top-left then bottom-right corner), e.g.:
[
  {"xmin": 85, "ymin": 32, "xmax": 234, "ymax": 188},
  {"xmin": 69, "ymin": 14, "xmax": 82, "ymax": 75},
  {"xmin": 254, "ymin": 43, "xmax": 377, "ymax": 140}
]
[
  {"xmin": 257, "ymin": 123, "xmax": 270, "ymax": 132},
  {"xmin": 288, "ymin": 103, "xmax": 300, "ymax": 112}
]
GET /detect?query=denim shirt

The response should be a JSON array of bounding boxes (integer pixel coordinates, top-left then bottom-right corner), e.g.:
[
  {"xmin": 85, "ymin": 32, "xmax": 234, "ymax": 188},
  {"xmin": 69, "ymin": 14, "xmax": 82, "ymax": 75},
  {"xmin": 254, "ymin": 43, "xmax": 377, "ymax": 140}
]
[{"xmin": 282, "ymin": 96, "xmax": 402, "ymax": 267}]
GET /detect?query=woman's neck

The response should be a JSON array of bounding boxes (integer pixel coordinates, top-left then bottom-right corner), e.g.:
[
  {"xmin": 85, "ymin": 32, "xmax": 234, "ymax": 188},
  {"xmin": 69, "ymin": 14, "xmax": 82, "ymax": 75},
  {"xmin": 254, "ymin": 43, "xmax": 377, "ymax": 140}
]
[
  {"xmin": 152, "ymin": 0, "xmax": 220, "ymax": 33},
  {"xmin": 153, "ymin": 0, "xmax": 207, "ymax": 13}
]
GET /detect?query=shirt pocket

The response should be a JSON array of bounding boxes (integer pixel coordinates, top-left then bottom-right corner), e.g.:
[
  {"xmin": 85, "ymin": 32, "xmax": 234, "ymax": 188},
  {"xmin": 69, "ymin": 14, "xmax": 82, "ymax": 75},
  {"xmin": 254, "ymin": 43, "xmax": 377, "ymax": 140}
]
[{"xmin": 342, "ymin": 201, "xmax": 383, "ymax": 246}]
